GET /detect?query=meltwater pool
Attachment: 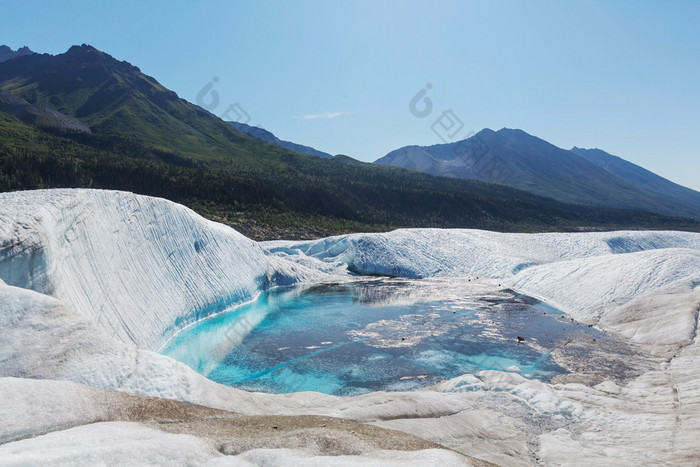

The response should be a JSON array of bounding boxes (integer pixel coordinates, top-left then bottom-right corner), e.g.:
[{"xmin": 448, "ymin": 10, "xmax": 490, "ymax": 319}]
[{"xmin": 161, "ymin": 278, "xmax": 624, "ymax": 396}]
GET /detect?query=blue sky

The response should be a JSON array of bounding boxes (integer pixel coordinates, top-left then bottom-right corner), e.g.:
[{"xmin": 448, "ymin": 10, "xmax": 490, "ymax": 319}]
[{"xmin": 2, "ymin": 0, "xmax": 699, "ymax": 189}]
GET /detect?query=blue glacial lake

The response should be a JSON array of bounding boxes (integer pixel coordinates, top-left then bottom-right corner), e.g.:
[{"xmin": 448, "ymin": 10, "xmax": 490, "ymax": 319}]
[{"xmin": 161, "ymin": 278, "xmax": 625, "ymax": 396}]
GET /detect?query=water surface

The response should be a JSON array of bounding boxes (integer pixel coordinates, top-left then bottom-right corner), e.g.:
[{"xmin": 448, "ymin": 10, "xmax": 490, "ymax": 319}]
[{"xmin": 162, "ymin": 278, "xmax": 625, "ymax": 396}]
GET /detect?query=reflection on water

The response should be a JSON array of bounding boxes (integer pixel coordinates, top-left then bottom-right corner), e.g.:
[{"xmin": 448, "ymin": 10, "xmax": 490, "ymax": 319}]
[{"xmin": 161, "ymin": 278, "xmax": 640, "ymax": 396}]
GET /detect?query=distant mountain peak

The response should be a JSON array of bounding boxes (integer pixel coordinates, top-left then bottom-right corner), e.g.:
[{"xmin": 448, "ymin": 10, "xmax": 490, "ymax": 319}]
[
  {"xmin": 60, "ymin": 44, "xmax": 141, "ymax": 73},
  {"xmin": 228, "ymin": 121, "xmax": 333, "ymax": 158},
  {"xmin": 66, "ymin": 44, "xmax": 101, "ymax": 55},
  {"xmin": 496, "ymin": 127, "xmax": 527, "ymax": 136},
  {"xmin": 64, "ymin": 44, "xmax": 111, "ymax": 61},
  {"xmin": 0, "ymin": 45, "xmax": 35, "ymax": 63},
  {"xmin": 376, "ymin": 128, "xmax": 700, "ymax": 220},
  {"xmin": 66, "ymin": 44, "xmax": 96, "ymax": 54},
  {"xmin": 572, "ymin": 146, "xmax": 607, "ymax": 154}
]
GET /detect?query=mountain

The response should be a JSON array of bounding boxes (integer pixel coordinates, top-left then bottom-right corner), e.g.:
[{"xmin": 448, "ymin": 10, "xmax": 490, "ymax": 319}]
[
  {"xmin": 229, "ymin": 121, "xmax": 332, "ymax": 158},
  {"xmin": 0, "ymin": 45, "xmax": 697, "ymax": 238},
  {"xmin": 0, "ymin": 45, "xmax": 34, "ymax": 63},
  {"xmin": 376, "ymin": 128, "xmax": 700, "ymax": 220},
  {"xmin": 0, "ymin": 44, "xmax": 286, "ymax": 166},
  {"xmin": 571, "ymin": 147, "xmax": 700, "ymax": 216}
]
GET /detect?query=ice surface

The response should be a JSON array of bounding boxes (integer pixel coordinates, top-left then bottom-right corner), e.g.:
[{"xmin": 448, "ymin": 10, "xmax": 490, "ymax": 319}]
[
  {"xmin": 0, "ymin": 422, "xmax": 222, "ymax": 466},
  {"xmin": 0, "ymin": 421, "xmax": 470, "ymax": 467},
  {"xmin": 1, "ymin": 189, "xmax": 699, "ymax": 464}
]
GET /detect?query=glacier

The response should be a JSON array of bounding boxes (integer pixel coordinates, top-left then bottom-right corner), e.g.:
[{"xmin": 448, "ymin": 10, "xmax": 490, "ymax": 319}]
[
  {"xmin": 1, "ymin": 189, "xmax": 699, "ymax": 465},
  {"xmin": 0, "ymin": 189, "xmax": 271, "ymax": 350}
]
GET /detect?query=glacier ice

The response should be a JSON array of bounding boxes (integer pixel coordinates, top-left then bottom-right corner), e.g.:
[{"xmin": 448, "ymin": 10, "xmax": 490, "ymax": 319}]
[
  {"xmin": 0, "ymin": 189, "xmax": 269, "ymax": 350},
  {"xmin": 1, "ymin": 189, "xmax": 700, "ymax": 465}
]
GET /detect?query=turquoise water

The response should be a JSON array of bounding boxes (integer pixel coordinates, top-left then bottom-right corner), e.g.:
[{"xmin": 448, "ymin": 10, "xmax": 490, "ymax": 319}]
[{"xmin": 161, "ymin": 279, "xmax": 602, "ymax": 396}]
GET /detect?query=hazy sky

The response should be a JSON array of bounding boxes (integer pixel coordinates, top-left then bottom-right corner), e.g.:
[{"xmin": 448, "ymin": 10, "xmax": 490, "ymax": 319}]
[{"xmin": 2, "ymin": 0, "xmax": 699, "ymax": 190}]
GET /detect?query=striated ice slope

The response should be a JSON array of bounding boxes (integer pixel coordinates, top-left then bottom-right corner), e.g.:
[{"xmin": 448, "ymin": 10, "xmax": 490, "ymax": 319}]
[
  {"xmin": 265, "ymin": 228, "xmax": 700, "ymax": 280},
  {"xmin": 511, "ymin": 248, "xmax": 700, "ymax": 340},
  {"xmin": 0, "ymin": 279, "xmax": 238, "ymax": 401},
  {"xmin": 0, "ymin": 189, "xmax": 270, "ymax": 350},
  {"xmin": 0, "ymin": 190, "xmax": 340, "ymax": 406}
]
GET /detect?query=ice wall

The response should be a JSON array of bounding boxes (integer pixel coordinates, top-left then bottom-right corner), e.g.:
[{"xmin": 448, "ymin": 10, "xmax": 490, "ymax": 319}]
[{"xmin": 0, "ymin": 189, "xmax": 270, "ymax": 350}]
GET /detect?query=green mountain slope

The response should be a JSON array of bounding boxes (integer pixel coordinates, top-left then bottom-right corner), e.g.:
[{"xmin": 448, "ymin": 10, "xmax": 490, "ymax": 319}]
[
  {"xmin": 0, "ymin": 44, "xmax": 293, "ymax": 168},
  {"xmin": 0, "ymin": 45, "xmax": 697, "ymax": 239}
]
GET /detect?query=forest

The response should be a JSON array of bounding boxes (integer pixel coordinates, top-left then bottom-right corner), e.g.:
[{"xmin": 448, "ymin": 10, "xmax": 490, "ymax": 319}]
[{"xmin": 1, "ymin": 112, "xmax": 697, "ymax": 240}]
